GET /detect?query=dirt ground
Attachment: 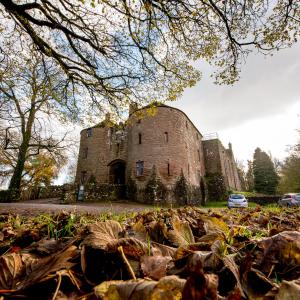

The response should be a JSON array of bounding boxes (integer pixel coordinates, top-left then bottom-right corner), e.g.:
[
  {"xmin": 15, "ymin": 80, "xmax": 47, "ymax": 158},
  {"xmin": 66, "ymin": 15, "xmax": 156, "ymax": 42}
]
[{"xmin": 0, "ymin": 198, "xmax": 153, "ymax": 216}]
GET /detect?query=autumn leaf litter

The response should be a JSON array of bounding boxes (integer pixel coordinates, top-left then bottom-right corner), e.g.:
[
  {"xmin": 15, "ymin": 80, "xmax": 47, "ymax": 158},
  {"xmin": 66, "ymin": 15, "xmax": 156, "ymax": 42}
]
[{"xmin": 0, "ymin": 206, "xmax": 299, "ymax": 299}]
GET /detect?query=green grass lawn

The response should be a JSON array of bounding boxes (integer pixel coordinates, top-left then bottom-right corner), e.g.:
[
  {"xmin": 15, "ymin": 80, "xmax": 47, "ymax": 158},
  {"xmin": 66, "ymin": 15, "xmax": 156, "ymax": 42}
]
[{"xmin": 203, "ymin": 201, "xmax": 257, "ymax": 208}]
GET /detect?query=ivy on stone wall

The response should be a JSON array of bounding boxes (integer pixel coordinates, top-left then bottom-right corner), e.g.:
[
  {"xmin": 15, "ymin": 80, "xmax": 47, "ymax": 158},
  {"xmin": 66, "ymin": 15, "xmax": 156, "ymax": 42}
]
[
  {"xmin": 174, "ymin": 170, "xmax": 190, "ymax": 205},
  {"xmin": 205, "ymin": 173, "xmax": 227, "ymax": 201},
  {"xmin": 144, "ymin": 166, "xmax": 167, "ymax": 204}
]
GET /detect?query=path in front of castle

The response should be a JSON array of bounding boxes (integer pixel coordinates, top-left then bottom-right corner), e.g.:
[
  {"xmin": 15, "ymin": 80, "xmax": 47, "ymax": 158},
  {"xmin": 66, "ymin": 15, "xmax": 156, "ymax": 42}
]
[{"xmin": 0, "ymin": 199, "xmax": 154, "ymax": 216}]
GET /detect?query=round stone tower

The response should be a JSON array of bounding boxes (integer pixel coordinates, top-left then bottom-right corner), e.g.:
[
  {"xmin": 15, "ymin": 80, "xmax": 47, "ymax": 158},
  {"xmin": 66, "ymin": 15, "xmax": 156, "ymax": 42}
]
[
  {"xmin": 126, "ymin": 105, "xmax": 205, "ymax": 192},
  {"xmin": 75, "ymin": 115, "xmax": 128, "ymax": 185}
]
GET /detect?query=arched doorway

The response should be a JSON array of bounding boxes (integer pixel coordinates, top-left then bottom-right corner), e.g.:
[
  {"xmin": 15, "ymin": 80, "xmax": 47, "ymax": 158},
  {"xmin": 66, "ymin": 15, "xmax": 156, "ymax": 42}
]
[{"xmin": 108, "ymin": 160, "xmax": 126, "ymax": 184}]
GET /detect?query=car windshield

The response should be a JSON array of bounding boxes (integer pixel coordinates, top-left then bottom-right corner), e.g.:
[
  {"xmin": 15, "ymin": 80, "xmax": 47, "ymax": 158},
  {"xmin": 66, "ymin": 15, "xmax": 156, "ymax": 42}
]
[
  {"xmin": 295, "ymin": 194, "xmax": 300, "ymax": 201},
  {"xmin": 230, "ymin": 194, "xmax": 244, "ymax": 199}
]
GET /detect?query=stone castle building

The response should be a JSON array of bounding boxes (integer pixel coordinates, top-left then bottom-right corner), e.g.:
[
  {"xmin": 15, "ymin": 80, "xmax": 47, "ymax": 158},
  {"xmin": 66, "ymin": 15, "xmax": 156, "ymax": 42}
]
[{"xmin": 75, "ymin": 104, "xmax": 241, "ymax": 204}]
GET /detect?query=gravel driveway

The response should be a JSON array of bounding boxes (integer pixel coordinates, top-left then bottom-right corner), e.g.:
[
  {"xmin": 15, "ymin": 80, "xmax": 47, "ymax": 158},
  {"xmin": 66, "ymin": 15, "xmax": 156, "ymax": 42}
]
[{"xmin": 0, "ymin": 199, "xmax": 153, "ymax": 216}]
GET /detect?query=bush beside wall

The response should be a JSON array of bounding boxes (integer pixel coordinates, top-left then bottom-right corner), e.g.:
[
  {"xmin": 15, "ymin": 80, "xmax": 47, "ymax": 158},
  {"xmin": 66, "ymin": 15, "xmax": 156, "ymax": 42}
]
[
  {"xmin": 205, "ymin": 173, "xmax": 227, "ymax": 201},
  {"xmin": 144, "ymin": 166, "xmax": 167, "ymax": 204},
  {"xmin": 247, "ymin": 196, "xmax": 281, "ymax": 205}
]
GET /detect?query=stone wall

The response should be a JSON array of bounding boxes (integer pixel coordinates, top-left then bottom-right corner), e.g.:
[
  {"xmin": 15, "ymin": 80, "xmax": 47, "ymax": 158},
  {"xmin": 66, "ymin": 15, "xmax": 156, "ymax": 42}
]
[
  {"xmin": 37, "ymin": 185, "xmax": 70, "ymax": 199},
  {"xmin": 78, "ymin": 184, "xmax": 126, "ymax": 202},
  {"xmin": 202, "ymin": 139, "xmax": 222, "ymax": 174},
  {"xmin": 127, "ymin": 105, "xmax": 206, "ymax": 194},
  {"xmin": 75, "ymin": 120, "xmax": 128, "ymax": 185},
  {"xmin": 203, "ymin": 139, "xmax": 241, "ymax": 191},
  {"xmin": 0, "ymin": 185, "xmax": 72, "ymax": 202},
  {"xmin": 75, "ymin": 104, "xmax": 241, "ymax": 204},
  {"xmin": 75, "ymin": 125, "xmax": 110, "ymax": 184},
  {"xmin": 31, "ymin": 183, "xmax": 126, "ymax": 203}
]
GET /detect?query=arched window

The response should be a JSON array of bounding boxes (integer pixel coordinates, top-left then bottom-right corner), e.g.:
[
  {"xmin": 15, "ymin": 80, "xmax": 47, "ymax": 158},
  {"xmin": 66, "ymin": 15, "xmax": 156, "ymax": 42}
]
[{"xmin": 138, "ymin": 133, "xmax": 142, "ymax": 144}]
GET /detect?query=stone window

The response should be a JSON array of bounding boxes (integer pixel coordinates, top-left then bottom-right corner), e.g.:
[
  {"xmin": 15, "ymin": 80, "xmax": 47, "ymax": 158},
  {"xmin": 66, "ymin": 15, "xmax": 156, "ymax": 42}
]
[
  {"xmin": 83, "ymin": 147, "xmax": 88, "ymax": 159},
  {"xmin": 188, "ymin": 164, "xmax": 190, "ymax": 176},
  {"xmin": 86, "ymin": 128, "xmax": 92, "ymax": 137},
  {"xmin": 164, "ymin": 132, "xmax": 168, "ymax": 143},
  {"xmin": 136, "ymin": 161, "xmax": 144, "ymax": 176},
  {"xmin": 167, "ymin": 163, "xmax": 170, "ymax": 176},
  {"xmin": 81, "ymin": 171, "xmax": 87, "ymax": 184},
  {"xmin": 116, "ymin": 143, "xmax": 120, "ymax": 155},
  {"xmin": 197, "ymin": 149, "xmax": 200, "ymax": 161},
  {"xmin": 138, "ymin": 133, "xmax": 142, "ymax": 144}
]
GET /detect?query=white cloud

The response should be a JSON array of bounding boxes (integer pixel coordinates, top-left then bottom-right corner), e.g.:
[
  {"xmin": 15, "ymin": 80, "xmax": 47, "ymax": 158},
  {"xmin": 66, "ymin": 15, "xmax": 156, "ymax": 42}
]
[
  {"xmin": 218, "ymin": 102, "xmax": 300, "ymax": 163},
  {"xmin": 171, "ymin": 43, "xmax": 300, "ymax": 163}
]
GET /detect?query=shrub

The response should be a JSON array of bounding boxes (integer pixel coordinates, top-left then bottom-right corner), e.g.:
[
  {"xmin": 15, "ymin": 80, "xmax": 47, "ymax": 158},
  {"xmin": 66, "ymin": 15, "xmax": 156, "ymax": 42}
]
[
  {"xmin": 205, "ymin": 173, "xmax": 227, "ymax": 201},
  {"xmin": 174, "ymin": 170, "xmax": 190, "ymax": 205},
  {"xmin": 144, "ymin": 166, "xmax": 167, "ymax": 204}
]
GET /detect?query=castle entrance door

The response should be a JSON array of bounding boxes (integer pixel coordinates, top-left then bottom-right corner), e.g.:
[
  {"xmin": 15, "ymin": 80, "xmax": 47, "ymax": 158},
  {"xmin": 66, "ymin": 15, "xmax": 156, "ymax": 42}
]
[{"xmin": 108, "ymin": 160, "xmax": 126, "ymax": 184}]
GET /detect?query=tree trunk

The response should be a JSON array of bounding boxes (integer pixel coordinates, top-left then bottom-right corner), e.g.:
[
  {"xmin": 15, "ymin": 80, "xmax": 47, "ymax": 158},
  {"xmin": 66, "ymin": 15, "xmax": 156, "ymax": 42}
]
[
  {"xmin": 8, "ymin": 134, "xmax": 31, "ymax": 200},
  {"xmin": 8, "ymin": 94, "xmax": 37, "ymax": 200}
]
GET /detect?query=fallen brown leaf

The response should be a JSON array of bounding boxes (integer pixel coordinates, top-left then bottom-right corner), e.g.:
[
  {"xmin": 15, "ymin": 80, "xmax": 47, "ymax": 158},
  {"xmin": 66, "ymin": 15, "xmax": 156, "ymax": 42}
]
[{"xmin": 141, "ymin": 255, "xmax": 172, "ymax": 280}]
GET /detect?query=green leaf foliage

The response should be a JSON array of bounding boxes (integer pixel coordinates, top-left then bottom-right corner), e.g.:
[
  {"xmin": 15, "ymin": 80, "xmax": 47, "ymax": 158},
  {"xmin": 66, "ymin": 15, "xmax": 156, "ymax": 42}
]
[
  {"xmin": 253, "ymin": 148, "xmax": 279, "ymax": 195},
  {"xmin": 204, "ymin": 173, "xmax": 227, "ymax": 201},
  {"xmin": 278, "ymin": 139, "xmax": 300, "ymax": 193}
]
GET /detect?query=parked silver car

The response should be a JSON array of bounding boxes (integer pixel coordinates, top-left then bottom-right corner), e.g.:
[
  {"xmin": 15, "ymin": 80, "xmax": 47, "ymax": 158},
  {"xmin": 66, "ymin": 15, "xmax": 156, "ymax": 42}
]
[
  {"xmin": 278, "ymin": 193, "xmax": 300, "ymax": 207},
  {"xmin": 228, "ymin": 194, "xmax": 248, "ymax": 208}
]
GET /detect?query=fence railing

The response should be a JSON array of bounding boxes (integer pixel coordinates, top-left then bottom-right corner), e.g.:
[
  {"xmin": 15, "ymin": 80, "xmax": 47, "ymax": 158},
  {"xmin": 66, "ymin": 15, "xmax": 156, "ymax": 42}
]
[{"xmin": 202, "ymin": 132, "xmax": 219, "ymax": 141}]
